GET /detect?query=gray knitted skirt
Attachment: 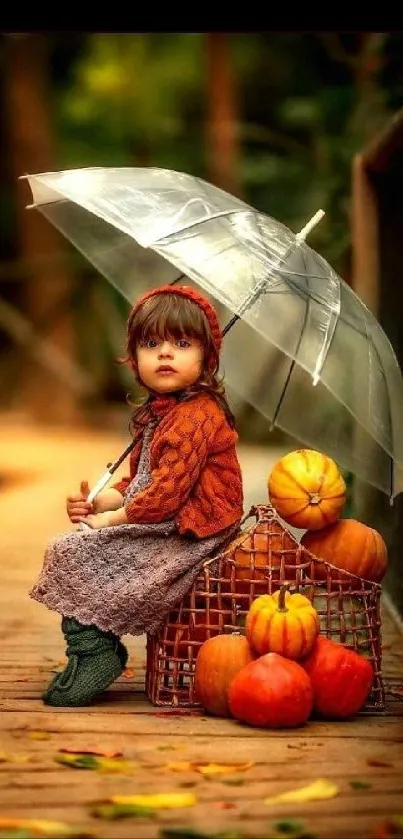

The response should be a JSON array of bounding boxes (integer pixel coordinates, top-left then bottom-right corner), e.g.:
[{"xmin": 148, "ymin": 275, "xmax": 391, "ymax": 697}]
[{"xmin": 29, "ymin": 424, "xmax": 239, "ymax": 637}]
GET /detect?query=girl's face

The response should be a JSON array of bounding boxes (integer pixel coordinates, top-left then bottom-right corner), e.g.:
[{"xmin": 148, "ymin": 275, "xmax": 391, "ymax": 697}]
[{"xmin": 136, "ymin": 335, "xmax": 204, "ymax": 394}]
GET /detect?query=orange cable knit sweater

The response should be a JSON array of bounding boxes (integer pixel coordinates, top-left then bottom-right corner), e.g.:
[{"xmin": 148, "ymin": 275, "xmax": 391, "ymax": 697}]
[{"xmin": 112, "ymin": 393, "xmax": 244, "ymax": 538}]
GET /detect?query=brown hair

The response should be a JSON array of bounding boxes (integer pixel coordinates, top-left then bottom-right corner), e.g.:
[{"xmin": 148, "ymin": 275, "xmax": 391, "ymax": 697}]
[{"xmin": 121, "ymin": 294, "xmax": 236, "ymax": 433}]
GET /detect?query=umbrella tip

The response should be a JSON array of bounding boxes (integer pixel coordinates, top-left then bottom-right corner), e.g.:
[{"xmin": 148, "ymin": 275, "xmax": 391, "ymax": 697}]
[{"xmin": 296, "ymin": 209, "xmax": 325, "ymax": 242}]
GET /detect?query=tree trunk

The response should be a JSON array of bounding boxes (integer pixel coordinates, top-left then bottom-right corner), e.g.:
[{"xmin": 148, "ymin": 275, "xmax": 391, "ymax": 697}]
[
  {"xmin": 205, "ymin": 33, "xmax": 242, "ymax": 198},
  {"xmin": 4, "ymin": 34, "xmax": 82, "ymax": 424}
]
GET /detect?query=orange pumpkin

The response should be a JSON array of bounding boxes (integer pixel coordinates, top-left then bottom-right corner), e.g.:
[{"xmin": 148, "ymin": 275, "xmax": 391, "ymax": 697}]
[
  {"xmin": 245, "ymin": 585, "xmax": 319, "ymax": 659},
  {"xmin": 224, "ymin": 519, "xmax": 298, "ymax": 594},
  {"xmin": 194, "ymin": 632, "xmax": 255, "ymax": 717},
  {"xmin": 228, "ymin": 652, "xmax": 313, "ymax": 728},
  {"xmin": 301, "ymin": 519, "xmax": 388, "ymax": 582},
  {"xmin": 268, "ymin": 449, "xmax": 346, "ymax": 530}
]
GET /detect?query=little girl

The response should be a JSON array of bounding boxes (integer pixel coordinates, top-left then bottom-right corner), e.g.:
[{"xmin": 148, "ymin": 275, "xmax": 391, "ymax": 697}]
[{"xmin": 30, "ymin": 284, "xmax": 244, "ymax": 707}]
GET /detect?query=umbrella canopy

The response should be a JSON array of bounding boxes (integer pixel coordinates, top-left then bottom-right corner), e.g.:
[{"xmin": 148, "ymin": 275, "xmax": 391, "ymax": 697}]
[{"xmin": 24, "ymin": 166, "xmax": 403, "ymax": 498}]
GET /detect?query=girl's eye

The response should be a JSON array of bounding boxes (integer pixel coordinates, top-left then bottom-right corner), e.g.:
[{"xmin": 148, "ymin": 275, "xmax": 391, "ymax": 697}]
[
  {"xmin": 143, "ymin": 338, "xmax": 158, "ymax": 349},
  {"xmin": 177, "ymin": 338, "xmax": 191, "ymax": 348}
]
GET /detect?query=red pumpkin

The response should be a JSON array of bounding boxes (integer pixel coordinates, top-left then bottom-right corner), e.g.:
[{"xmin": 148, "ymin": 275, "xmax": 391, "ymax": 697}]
[
  {"xmin": 301, "ymin": 636, "xmax": 374, "ymax": 719},
  {"xmin": 194, "ymin": 633, "xmax": 255, "ymax": 717},
  {"xmin": 301, "ymin": 519, "xmax": 388, "ymax": 582},
  {"xmin": 228, "ymin": 652, "xmax": 313, "ymax": 728}
]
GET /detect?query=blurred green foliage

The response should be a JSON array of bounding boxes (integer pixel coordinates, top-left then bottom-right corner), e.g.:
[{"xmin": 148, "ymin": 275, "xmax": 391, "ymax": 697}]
[
  {"xmin": 46, "ymin": 31, "xmax": 403, "ymax": 278},
  {"xmin": 2, "ymin": 31, "xmax": 403, "ymax": 413}
]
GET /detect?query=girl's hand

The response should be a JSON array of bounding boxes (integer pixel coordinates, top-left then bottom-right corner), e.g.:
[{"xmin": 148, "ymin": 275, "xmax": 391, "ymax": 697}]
[
  {"xmin": 67, "ymin": 481, "xmax": 93, "ymax": 522},
  {"xmin": 79, "ymin": 511, "xmax": 112, "ymax": 530}
]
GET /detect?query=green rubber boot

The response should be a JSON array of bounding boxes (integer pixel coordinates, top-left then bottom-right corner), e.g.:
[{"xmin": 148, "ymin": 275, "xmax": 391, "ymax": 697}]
[{"xmin": 43, "ymin": 617, "xmax": 129, "ymax": 707}]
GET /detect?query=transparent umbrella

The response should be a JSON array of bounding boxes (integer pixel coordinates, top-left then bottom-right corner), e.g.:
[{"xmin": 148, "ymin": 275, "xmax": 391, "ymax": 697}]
[{"xmin": 23, "ymin": 166, "xmax": 403, "ymax": 500}]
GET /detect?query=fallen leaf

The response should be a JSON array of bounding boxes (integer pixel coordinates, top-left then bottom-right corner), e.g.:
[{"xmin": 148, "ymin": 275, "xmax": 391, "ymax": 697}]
[
  {"xmin": 28, "ymin": 732, "xmax": 51, "ymax": 741},
  {"xmin": 123, "ymin": 668, "xmax": 135, "ymax": 679},
  {"xmin": 367, "ymin": 759, "xmax": 394, "ymax": 768},
  {"xmin": 349, "ymin": 779, "xmax": 372, "ymax": 790},
  {"xmin": 264, "ymin": 778, "xmax": 339, "ymax": 805},
  {"xmin": 0, "ymin": 818, "xmax": 94, "ymax": 838},
  {"xmin": 271, "ymin": 819, "xmax": 313, "ymax": 836},
  {"xmin": 0, "ymin": 751, "xmax": 30, "ymax": 764},
  {"xmin": 166, "ymin": 761, "xmax": 253, "ymax": 776},
  {"xmin": 199, "ymin": 762, "xmax": 253, "ymax": 776},
  {"xmin": 211, "ymin": 802, "xmax": 236, "ymax": 810},
  {"xmin": 58, "ymin": 747, "xmax": 123, "ymax": 758},
  {"xmin": 374, "ymin": 815, "xmax": 403, "ymax": 838},
  {"xmin": 112, "ymin": 792, "xmax": 196, "ymax": 809},
  {"xmin": 91, "ymin": 803, "xmax": 155, "ymax": 820},
  {"xmin": 55, "ymin": 753, "xmax": 134, "ymax": 773},
  {"xmin": 91, "ymin": 792, "xmax": 196, "ymax": 820}
]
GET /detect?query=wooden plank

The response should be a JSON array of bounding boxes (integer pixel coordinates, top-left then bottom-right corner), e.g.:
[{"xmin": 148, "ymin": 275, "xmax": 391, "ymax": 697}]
[{"xmin": 1, "ymin": 421, "xmax": 403, "ymax": 839}]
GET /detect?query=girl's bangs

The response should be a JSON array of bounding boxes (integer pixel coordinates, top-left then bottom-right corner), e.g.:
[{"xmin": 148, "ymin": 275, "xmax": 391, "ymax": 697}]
[{"xmin": 135, "ymin": 295, "xmax": 208, "ymax": 342}]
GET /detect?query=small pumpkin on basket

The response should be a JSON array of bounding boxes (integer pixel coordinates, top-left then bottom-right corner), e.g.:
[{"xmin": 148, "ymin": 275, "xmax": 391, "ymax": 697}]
[
  {"xmin": 301, "ymin": 636, "xmax": 374, "ymax": 719},
  {"xmin": 245, "ymin": 584, "xmax": 320, "ymax": 659},
  {"xmin": 301, "ymin": 518, "xmax": 388, "ymax": 582},
  {"xmin": 268, "ymin": 449, "xmax": 346, "ymax": 530},
  {"xmin": 194, "ymin": 631, "xmax": 255, "ymax": 717},
  {"xmin": 229, "ymin": 652, "xmax": 313, "ymax": 728},
  {"xmin": 225, "ymin": 514, "xmax": 298, "ymax": 593}
]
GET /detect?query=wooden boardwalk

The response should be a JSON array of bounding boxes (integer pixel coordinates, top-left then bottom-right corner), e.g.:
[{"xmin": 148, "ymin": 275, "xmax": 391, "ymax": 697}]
[{"xmin": 1, "ymin": 415, "xmax": 403, "ymax": 839}]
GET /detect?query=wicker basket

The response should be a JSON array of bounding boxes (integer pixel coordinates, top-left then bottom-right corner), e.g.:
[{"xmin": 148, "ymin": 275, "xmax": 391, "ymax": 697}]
[{"xmin": 146, "ymin": 504, "xmax": 384, "ymax": 712}]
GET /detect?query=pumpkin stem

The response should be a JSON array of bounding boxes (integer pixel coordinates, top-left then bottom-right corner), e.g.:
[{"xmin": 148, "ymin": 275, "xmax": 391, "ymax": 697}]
[
  {"xmin": 223, "ymin": 625, "xmax": 245, "ymax": 636},
  {"xmin": 277, "ymin": 584, "xmax": 289, "ymax": 612}
]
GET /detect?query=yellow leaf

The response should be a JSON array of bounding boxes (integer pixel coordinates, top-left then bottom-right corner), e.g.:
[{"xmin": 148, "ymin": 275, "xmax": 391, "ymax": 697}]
[
  {"xmin": 59, "ymin": 747, "xmax": 123, "ymax": 758},
  {"xmin": 111, "ymin": 792, "xmax": 196, "ymax": 809},
  {"xmin": 264, "ymin": 778, "xmax": 340, "ymax": 805},
  {"xmin": 166, "ymin": 761, "xmax": 192, "ymax": 772},
  {"xmin": 55, "ymin": 753, "xmax": 134, "ymax": 773},
  {"xmin": 0, "ymin": 751, "xmax": 30, "ymax": 764},
  {"xmin": 95, "ymin": 757, "xmax": 134, "ymax": 773},
  {"xmin": 0, "ymin": 817, "xmax": 94, "ymax": 837},
  {"xmin": 28, "ymin": 731, "xmax": 52, "ymax": 741},
  {"xmin": 197, "ymin": 762, "xmax": 253, "ymax": 776},
  {"xmin": 166, "ymin": 760, "xmax": 254, "ymax": 776}
]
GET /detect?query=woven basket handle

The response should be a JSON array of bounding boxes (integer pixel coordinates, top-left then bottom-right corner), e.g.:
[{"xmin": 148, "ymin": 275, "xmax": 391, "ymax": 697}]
[
  {"xmin": 202, "ymin": 504, "xmax": 277, "ymax": 569},
  {"xmin": 245, "ymin": 503, "xmax": 277, "ymax": 524}
]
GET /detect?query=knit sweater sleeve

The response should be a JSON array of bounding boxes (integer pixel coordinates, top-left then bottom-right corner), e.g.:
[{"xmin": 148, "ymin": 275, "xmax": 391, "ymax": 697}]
[{"xmin": 124, "ymin": 399, "xmax": 222, "ymax": 525}]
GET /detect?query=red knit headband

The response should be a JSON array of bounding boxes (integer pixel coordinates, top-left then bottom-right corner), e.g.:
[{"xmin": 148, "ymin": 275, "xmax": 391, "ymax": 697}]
[{"xmin": 129, "ymin": 285, "xmax": 222, "ymax": 360}]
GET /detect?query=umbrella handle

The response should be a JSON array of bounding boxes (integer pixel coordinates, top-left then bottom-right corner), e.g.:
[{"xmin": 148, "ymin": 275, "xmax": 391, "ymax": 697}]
[{"xmin": 76, "ymin": 438, "xmax": 137, "ymax": 532}]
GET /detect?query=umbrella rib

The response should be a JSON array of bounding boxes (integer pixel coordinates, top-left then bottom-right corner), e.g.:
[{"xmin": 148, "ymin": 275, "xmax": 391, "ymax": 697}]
[{"xmin": 269, "ymin": 279, "xmax": 311, "ymax": 429}]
